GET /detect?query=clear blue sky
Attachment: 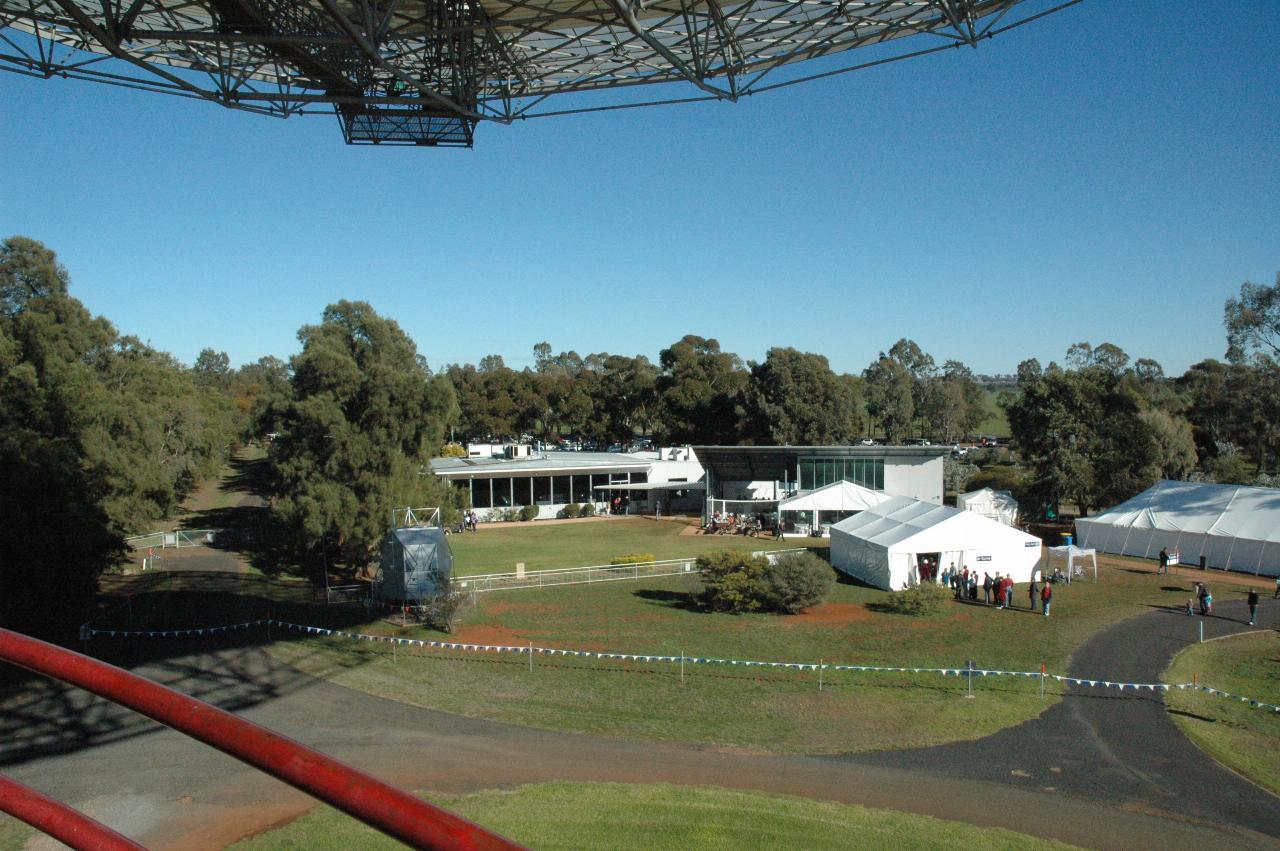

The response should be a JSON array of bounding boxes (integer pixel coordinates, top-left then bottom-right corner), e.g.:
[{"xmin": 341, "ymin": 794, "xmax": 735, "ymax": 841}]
[{"xmin": 2, "ymin": 1, "xmax": 1277, "ymax": 377}]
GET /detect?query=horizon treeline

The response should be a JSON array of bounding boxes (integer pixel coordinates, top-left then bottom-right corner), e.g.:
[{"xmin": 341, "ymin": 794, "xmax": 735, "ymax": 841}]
[{"xmin": 3, "ymin": 236, "xmax": 1277, "ymax": 628}]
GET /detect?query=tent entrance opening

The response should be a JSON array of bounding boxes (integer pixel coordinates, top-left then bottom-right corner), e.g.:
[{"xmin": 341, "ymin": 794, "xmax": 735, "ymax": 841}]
[{"xmin": 915, "ymin": 552, "xmax": 940, "ymax": 584}]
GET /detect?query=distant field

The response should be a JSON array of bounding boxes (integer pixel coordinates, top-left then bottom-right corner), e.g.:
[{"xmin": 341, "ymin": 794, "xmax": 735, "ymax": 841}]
[
  {"xmin": 232, "ymin": 782, "xmax": 1080, "ymax": 851},
  {"xmin": 447, "ymin": 517, "xmax": 818, "ymax": 576},
  {"xmin": 974, "ymin": 389, "xmax": 1011, "ymax": 438},
  {"xmin": 1164, "ymin": 631, "xmax": 1280, "ymax": 795}
]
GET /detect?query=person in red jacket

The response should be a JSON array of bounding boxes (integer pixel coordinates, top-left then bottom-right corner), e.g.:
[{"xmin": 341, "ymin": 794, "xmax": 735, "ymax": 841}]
[
  {"xmin": 1041, "ymin": 582, "xmax": 1052, "ymax": 617},
  {"xmin": 1002, "ymin": 575, "xmax": 1014, "ymax": 609}
]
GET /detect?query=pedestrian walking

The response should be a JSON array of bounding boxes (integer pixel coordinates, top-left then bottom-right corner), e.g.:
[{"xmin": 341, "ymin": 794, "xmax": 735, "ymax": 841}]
[
  {"xmin": 1041, "ymin": 582, "xmax": 1052, "ymax": 617},
  {"xmin": 1029, "ymin": 581, "xmax": 1039, "ymax": 612},
  {"xmin": 1158, "ymin": 546, "xmax": 1169, "ymax": 575},
  {"xmin": 1247, "ymin": 588, "xmax": 1259, "ymax": 626},
  {"xmin": 983, "ymin": 573, "xmax": 992, "ymax": 605}
]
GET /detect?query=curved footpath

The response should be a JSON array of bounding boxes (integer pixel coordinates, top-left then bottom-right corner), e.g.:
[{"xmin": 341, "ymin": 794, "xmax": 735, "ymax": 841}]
[{"xmin": 2, "ymin": 601, "xmax": 1277, "ymax": 850}]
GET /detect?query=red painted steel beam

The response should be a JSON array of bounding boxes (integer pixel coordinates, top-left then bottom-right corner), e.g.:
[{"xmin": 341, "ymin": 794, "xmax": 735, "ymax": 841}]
[
  {"xmin": 0, "ymin": 629, "xmax": 523, "ymax": 851},
  {"xmin": 0, "ymin": 774, "xmax": 145, "ymax": 851}
]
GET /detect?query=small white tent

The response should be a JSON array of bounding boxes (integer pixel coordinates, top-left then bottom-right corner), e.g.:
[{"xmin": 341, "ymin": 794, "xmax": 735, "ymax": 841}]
[
  {"xmin": 829, "ymin": 496, "xmax": 1043, "ymax": 590},
  {"xmin": 956, "ymin": 487, "xmax": 1020, "ymax": 526},
  {"xmin": 1075, "ymin": 480, "xmax": 1280, "ymax": 577},
  {"xmin": 1044, "ymin": 545, "xmax": 1098, "ymax": 583},
  {"xmin": 777, "ymin": 480, "xmax": 892, "ymax": 536}
]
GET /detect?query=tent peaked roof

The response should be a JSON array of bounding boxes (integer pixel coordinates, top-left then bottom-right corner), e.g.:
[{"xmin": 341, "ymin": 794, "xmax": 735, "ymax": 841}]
[
  {"xmin": 777, "ymin": 480, "xmax": 892, "ymax": 513},
  {"xmin": 1083, "ymin": 480, "xmax": 1280, "ymax": 542},
  {"xmin": 832, "ymin": 496, "xmax": 1037, "ymax": 552}
]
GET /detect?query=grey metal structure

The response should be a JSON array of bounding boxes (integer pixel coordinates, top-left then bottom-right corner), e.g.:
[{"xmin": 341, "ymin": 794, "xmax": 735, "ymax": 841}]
[
  {"xmin": 1, "ymin": 0, "xmax": 1078, "ymax": 146},
  {"xmin": 373, "ymin": 509, "xmax": 453, "ymax": 603}
]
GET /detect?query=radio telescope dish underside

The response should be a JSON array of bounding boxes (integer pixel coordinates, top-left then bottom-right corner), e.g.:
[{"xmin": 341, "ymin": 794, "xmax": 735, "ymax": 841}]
[{"xmin": 1, "ymin": 0, "xmax": 1078, "ymax": 146}]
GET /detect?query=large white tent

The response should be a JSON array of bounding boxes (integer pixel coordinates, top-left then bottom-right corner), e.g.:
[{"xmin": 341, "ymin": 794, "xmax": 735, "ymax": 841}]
[
  {"xmin": 777, "ymin": 480, "xmax": 892, "ymax": 536},
  {"xmin": 1075, "ymin": 480, "xmax": 1280, "ymax": 577},
  {"xmin": 956, "ymin": 487, "xmax": 1020, "ymax": 526},
  {"xmin": 830, "ymin": 496, "xmax": 1043, "ymax": 590}
]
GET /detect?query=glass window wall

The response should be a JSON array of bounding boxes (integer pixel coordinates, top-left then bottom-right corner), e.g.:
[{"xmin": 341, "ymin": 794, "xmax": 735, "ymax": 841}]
[
  {"xmin": 552, "ymin": 475, "xmax": 570, "ymax": 504},
  {"xmin": 492, "ymin": 477, "xmax": 512, "ymax": 507},
  {"xmin": 571, "ymin": 474, "xmax": 591, "ymax": 503},
  {"xmin": 472, "ymin": 478, "xmax": 491, "ymax": 509},
  {"xmin": 534, "ymin": 475, "xmax": 552, "ymax": 505}
]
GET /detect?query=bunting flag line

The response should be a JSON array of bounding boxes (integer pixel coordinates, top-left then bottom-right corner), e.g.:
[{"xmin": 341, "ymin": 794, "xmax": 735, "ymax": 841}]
[{"xmin": 80, "ymin": 616, "xmax": 1280, "ymax": 713}]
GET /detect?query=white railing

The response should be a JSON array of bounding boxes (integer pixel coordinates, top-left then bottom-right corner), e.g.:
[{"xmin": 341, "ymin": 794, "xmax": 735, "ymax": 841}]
[
  {"xmin": 454, "ymin": 548, "xmax": 810, "ymax": 595},
  {"xmin": 125, "ymin": 529, "xmax": 217, "ymax": 550}
]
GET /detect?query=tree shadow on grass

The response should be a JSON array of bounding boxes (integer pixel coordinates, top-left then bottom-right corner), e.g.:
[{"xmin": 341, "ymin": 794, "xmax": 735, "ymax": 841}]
[
  {"xmin": 0, "ymin": 571, "xmax": 390, "ymax": 769},
  {"xmin": 632, "ymin": 588, "xmax": 699, "ymax": 612}
]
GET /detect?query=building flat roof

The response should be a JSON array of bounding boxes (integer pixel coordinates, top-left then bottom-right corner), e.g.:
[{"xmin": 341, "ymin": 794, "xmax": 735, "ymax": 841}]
[
  {"xmin": 431, "ymin": 452, "xmax": 650, "ymax": 478},
  {"xmin": 692, "ymin": 445, "xmax": 948, "ymax": 482}
]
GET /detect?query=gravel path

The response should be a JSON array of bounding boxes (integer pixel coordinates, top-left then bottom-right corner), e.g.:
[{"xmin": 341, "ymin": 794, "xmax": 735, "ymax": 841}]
[{"xmin": 2, "ymin": 598, "xmax": 1277, "ymax": 850}]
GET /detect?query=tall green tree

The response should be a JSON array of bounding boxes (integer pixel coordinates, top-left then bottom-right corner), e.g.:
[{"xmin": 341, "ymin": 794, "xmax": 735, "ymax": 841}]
[
  {"xmin": 862, "ymin": 355, "xmax": 914, "ymax": 443},
  {"xmin": 1224, "ymin": 272, "xmax": 1280, "ymax": 364},
  {"xmin": 268, "ymin": 301, "xmax": 458, "ymax": 571},
  {"xmin": 745, "ymin": 347, "xmax": 858, "ymax": 445},
  {"xmin": 653, "ymin": 335, "xmax": 747, "ymax": 445}
]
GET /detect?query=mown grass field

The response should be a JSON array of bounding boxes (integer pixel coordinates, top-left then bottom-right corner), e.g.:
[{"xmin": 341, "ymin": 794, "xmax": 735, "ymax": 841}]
[
  {"xmin": 264, "ymin": 550, "xmax": 1206, "ymax": 753},
  {"xmin": 447, "ymin": 517, "xmax": 816, "ymax": 576},
  {"xmin": 231, "ymin": 782, "xmax": 1080, "ymax": 851},
  {"xmin": 1163, "ymin": 631, "xmax": 1280, "ymax": 795}
]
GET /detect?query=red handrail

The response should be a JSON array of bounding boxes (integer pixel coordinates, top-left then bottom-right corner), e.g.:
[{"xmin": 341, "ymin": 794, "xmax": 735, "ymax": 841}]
[
  {"xmin": 0, "ymin": 629, "xmax": 523, "ymax": 851},
  {"xmin": 0, "ymin": 774, "xmax": 145, "ymax": 851}
]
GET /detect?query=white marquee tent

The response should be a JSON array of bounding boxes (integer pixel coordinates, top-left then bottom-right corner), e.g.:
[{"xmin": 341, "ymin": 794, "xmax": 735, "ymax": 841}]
[
  {"xmin": 777, "ymin": 480, "xmax": 892, "ymax": 535},
  {"xmin": 956, "ymin": 487, "xmax": 1020, "ymax": 526},
  {"xmin": 829, "ymin": 496, "xmax": 1043, "ymax": 590},
  {"xmin": 1075, "ymin": 480, "xmax": 1280, "ymax": 577}
]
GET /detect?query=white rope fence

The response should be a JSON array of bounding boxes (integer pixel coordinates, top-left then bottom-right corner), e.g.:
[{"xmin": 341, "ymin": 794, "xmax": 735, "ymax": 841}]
[{"xmin": 79, "ymin": 618, "xmax": 1280, "ymax": 713}]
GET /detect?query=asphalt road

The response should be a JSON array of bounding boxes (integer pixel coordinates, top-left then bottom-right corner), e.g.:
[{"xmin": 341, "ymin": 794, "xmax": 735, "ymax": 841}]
[{"xmin": 2, "ymin": 598, "xmax": 1277, "ymax": 850}]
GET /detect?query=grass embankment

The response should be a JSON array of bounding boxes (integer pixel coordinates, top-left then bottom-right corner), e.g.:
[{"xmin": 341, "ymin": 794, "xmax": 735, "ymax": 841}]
[
  {"xmin": 232, "ymin": 782, "xmax": 1080, "ymax": 851},
  {"xmin": 265, "ymin": 553, "xmax": 1200, "ymax": 753},
  {"xmin": 1163, "ymin": 631, "xmax": 1280, "ymax": 795},
  {"xmin": 448, "ymin": 517, "xmax": 816, "ymax": 576}
]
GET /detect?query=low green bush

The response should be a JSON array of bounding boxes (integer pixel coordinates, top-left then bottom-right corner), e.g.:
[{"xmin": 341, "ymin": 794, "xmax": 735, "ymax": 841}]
[
  {"xmin": 562, "ymin": 503, "xmax": 581, "ymax": 519},
  {"xmin": 610, "ymin": 553, "xmax": 656, "ymax": 565},
  {"xmin": 760, "ymin": 552, "xmax": 835, "ymax": 613},
  {"xmin": 519, "ymin": 505, "xmax": 540, "ymax": 522},
  {"xmin": 884, "ymin": 583, "xmax": 951, "ymax": 615},
  {"xmin": 580, "ymin": 502, "xmax": 597, "ymax": 517}
]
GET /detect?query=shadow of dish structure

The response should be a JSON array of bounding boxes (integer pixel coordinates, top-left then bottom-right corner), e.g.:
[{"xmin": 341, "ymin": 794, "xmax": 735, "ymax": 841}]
[{"xmin": 373, "ymin": 508, "xmax": 454, "ymax": 610}]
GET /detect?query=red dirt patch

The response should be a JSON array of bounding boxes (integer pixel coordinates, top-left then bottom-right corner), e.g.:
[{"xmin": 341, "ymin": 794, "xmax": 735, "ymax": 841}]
[
  {"xmin": 786, "ymin": 602, "xmax": 873, "ymax": 624},
  {"xmin": 451, "ymin": 624, "xmax": 529, "ymax": 646}
]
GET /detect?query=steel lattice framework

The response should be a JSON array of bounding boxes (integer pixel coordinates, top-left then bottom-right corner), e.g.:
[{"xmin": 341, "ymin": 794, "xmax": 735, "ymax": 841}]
[{"xmin": 0, "ymin": 0, "xmax": 1079, "ymax": 146}]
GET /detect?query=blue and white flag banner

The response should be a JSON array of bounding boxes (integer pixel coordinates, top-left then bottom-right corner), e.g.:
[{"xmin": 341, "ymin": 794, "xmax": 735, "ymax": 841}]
[{"xmin": 83, "ymin": 617, "xmax": 1280, "ymax": 713}]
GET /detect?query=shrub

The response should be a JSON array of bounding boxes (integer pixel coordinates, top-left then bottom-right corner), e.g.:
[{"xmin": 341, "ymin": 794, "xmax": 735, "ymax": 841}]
[
  {"xmin": 562, "ymin": 503, "xmax": 581, "ymax": 519},
  {"xmin": 519, "ymin": 504, "xmax": 539, "ymax": 522},
  {"xmin": 884, "ymin": 583, "xmax": 951, "ymax": 616},
  {"xmin": 419, "ymin": 579, "xmax": 467, "ymax": 632},
  {"xmin": 610, "ymin": 553, "xmax": 655, "ymax": 566},
  {"xmin": 580, "ymin": 502, "xmax": 597, "ymax": 517},
  {"xmin": 693, "ymin": 550, "xmax": 769, "ymax": 613},
  {"xmin": 759, "ymin": 552, "xmax": 835, "ymax": 613},
  {"xmin": 496, "ymin": 507, "xmax": 520, "ymax": 522}
]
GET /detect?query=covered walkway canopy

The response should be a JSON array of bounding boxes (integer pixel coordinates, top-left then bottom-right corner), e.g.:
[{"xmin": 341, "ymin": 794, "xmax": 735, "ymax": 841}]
[
  {"xmin": 777, "ymin": 480, "xmax": 892, "ymax": 536},
  {"xmin": 1075, "ymin": 480, "xmax": 1280, "ymax": 577}
]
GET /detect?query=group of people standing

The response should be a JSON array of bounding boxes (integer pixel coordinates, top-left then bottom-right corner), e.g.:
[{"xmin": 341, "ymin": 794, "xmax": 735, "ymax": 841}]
[{"xmin": 938, "ymin": 565, "xmax": 1053, "ymax": 615}]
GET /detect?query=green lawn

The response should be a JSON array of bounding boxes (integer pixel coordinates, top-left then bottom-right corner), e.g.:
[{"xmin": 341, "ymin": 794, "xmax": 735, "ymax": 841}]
[
  {"xmin": 231, "ymin": 782, "xmax": 1080, "ymax": 851},
  {"xmin": 1163, "ymin": 631, "xmax": 1280, "ymax": 794},
  {"xmin": 265, "ymin": 553, "xmax": 1201, "ymax": 753},
  {"xmin": 447, "ymin": 517, "xmax": 817, "ymax": 576}
]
